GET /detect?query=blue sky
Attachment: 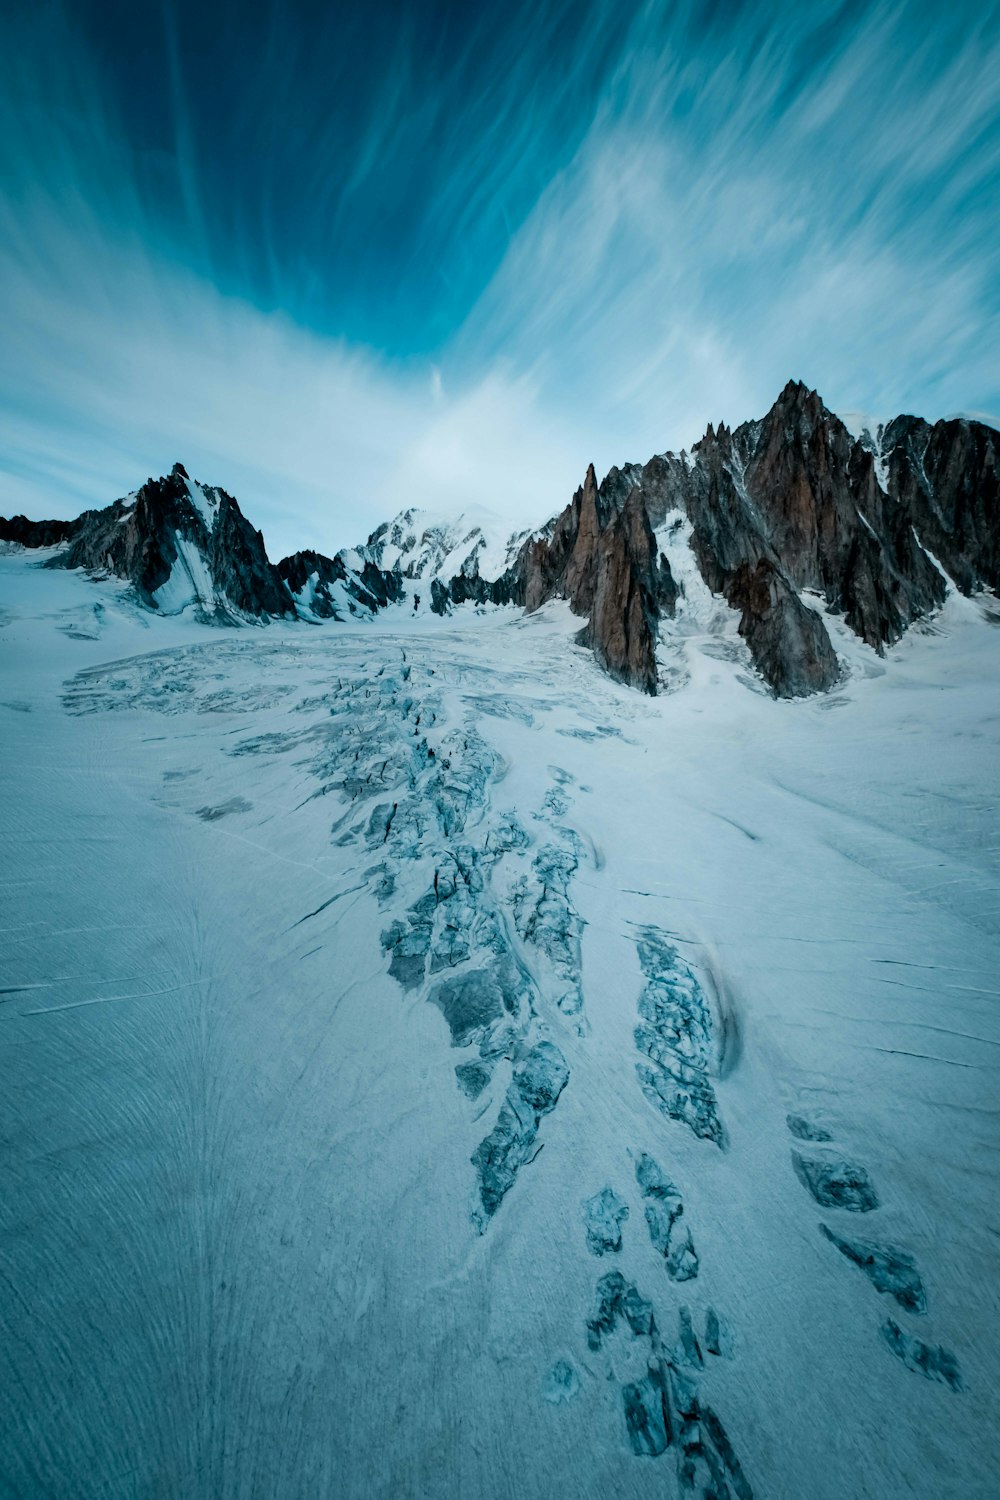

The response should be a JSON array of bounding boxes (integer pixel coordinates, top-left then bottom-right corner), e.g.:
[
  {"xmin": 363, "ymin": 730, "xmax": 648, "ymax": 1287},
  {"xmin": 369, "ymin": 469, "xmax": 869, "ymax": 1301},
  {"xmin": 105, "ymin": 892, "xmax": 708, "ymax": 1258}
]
[{"xmin": 1, "ymin": 0, "xmax": 998, "ymax": 558}]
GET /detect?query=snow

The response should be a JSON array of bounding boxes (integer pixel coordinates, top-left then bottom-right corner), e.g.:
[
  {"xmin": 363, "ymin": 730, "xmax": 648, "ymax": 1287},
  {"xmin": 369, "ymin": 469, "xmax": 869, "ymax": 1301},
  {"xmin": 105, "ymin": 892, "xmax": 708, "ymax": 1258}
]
[
  {"xmin": 654, "ymin": 511, "xmax": 749, "ymax": 691},
  {"xmin": 840, "ymin": 410, "xmax": 891, "ymax": 492},
  {"xmin": 837, "ymin": 410, "xmax": 883, "ymax": 442},
  {"xmin": 1, "ymin": 546, "xmax": 998, "ymax": 1498},
  {"xmin": 359, "ymin": 503, "xmax": 528, "ymax": 581},
  {"xmin": 151, "ymin": 532, "xmax": 219, "ymax": 615},
  {"xmin": 184, "ymin": 478, "xmax": 219, "ymax": 532},
  {"xmin": 115, "ymin": 489, "xmax": 140, "ymax": 525}
]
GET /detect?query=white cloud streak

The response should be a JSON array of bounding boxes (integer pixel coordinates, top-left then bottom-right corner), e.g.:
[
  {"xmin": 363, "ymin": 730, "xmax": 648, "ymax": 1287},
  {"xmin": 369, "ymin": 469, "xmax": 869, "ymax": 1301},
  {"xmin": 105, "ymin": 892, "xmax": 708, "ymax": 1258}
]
[{"xmin": 1, "ymin": 0, "xmax": 998, "ymax": 554}]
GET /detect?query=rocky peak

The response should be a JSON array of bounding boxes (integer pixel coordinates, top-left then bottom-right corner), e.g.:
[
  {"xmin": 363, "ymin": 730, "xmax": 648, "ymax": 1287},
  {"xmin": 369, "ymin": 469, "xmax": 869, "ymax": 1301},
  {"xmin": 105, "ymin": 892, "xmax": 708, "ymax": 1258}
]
[
  {"xmin": 579, "ymin": 488, "xmax": 667, "ymax": 694},
  {"xmin": 5, "ymin": 381, "xmax": 996, "ymax": 703},
  {"xmin": 519, "ymin": 464, "xmax": 676, "ymax": 694},
  {"xmin": 714, "ymin": 381, "xmax": 945, "ymax": 656},
  {"xmin": 357, "ymin": 504, "xmax": 527, "ymax": 585},
  {"xmin": 562, "ymin": 463, "xmax": 606, "ymax": 612},
  {"xmin": 728, "ymin": 557, "xmax": 841, "ymax": 697},
  {"xmin": 882, "ymin": 414, "xmax": 999, "ymax": 595},
  {"xmin": 48, "ymin": 466, "xmax": 295, "ymax": 622},
  {"xmin": 0, "ymin": 514, "xmax": 75, "ymax": 549},
  {"xmin": 277, "ymin": 546, "xmax": 404, "ymax": 620},
  {"xmin": 524, "ymin": 381, "xmax": 992, "ymax": 698}
]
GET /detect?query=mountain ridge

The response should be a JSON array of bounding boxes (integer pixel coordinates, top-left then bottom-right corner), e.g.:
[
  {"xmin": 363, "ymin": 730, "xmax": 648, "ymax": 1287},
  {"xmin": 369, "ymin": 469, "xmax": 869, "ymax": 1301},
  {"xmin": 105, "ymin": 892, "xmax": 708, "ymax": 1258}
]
[{"xmin": 2, "ymin": 381, "xmax": 996, "ymax": 697}]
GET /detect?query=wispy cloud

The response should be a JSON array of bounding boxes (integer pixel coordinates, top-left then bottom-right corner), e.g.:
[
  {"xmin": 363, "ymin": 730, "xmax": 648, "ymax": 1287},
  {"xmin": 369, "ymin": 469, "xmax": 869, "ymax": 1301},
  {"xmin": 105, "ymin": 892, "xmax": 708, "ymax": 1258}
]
[
  {"xmin": 1, "ymin": 0, "xmax": 997, "ymax": 552},
  {"xmin": 463, "ymin": 0, "xmax": 1000, "ymax": 461}
]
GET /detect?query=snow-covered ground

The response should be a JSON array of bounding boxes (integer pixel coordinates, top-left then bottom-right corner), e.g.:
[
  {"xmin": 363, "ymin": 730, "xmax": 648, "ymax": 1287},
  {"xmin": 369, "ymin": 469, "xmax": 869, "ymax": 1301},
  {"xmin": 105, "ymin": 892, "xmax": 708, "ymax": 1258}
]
[{"xmin": 1, "ymin": 548, "xmax": 998, "ymax": 1498}]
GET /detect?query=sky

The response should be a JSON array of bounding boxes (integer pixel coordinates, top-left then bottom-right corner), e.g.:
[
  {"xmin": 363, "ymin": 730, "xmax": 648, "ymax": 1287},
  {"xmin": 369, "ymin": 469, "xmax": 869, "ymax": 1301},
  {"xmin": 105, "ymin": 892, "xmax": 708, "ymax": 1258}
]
[{"xmin": 1, "ymin": 0, "xmax": 998, "ymax": 559}]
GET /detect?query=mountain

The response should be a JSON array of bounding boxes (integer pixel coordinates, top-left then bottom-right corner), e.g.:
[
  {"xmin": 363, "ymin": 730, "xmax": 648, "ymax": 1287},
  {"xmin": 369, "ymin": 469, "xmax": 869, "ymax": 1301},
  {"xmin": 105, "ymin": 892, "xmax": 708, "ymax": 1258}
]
[
  {"xmin": 357, "ymin": 504, "xmax": 530, "ymax": 584},
  {"xmin": 511, "ymin": 464, "xmax": 673, "ymax": 694},
  {"xmin": 499, "ymin": 381, "xmax": 995, "ymax": 697},
  {"xmin": 277, "ymin": 506, "xmax": 530, "ymax": 621},
  {"xmin": 0, "ymin": 514, "xmax": 76, "ymax": 548},
  {"xmin": 327, "ymin": 381, "xmax": 996, "ymax": 700},
  {"xmin": 44, "ymin": 462, "xmax": 296, "ymax": 622},
  {"xmin": 2, "ymin": 383, "xmax": 997, "ymax": 699},
  {"xmin": 276, "ymin": 547, "xmax": 405, "ymax": 620}
]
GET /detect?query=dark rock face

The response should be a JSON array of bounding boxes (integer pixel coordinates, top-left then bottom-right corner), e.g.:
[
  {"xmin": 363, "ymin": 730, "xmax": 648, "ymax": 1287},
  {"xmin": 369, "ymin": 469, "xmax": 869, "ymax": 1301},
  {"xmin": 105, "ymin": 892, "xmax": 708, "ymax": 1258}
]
[
  {"xmin": 0, "ymin": 515, "xmax": 76, "ymax": 548},
  {"xmin": 444, "ymin": 568, "xmax": 522, "ymax": 607},
  {"xmin": 276, "ymin": 548, "xmax": 346, "ymax": 617},
  {"xmin": 739, "ymin": 384, "xmax": 946, "ymax": 648},
  {"xmin": 429, "ymin": 577, "xmax": 451, "ymax": 616},
  {"xmin": 356, "ymin": 558, "xmax": 406, "ymax": 611},
  {"xmin": 515, "ymin": 464, "xmax": 676, "ymax": 694},
  {"xmin": 208, "ymin": 490, "xmax": 296, "ymax": 619},
  {"xmin": 277, "ymin": 547, "xmax": 404, "ymax": 618},
  {"xmin": 580, "ymin": 491, "xmax": 665, "ymax": 694},
  {"xmin": 728, "ymin": 558, "xmax": 840, "ymax": 698},
  {"xmin": 882, "ymin": 413, "xmax": 1000, "ymax": 594},
  {"xmin": 50, "ymin": 463, "xmax": 295, "ymax": 621},
  {"xmin": 523, "ymin": 379, "xmax": 992, "ymax": 698}
]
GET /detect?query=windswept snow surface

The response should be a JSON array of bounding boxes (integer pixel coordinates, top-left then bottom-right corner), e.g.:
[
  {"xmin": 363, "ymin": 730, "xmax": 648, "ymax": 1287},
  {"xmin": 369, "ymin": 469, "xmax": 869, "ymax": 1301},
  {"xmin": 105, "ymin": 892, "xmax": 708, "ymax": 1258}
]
[{"xmin": 1, "ymin": 549, "xmax": 998, "ymax": 1499}]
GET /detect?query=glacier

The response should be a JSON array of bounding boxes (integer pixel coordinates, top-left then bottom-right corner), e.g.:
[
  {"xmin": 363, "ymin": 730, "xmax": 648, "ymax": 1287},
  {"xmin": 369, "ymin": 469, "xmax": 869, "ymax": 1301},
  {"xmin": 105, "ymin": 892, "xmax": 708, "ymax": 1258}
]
[{"xmin": 1, "ymin": 544, "xmax": 998, "ymax": 1498}]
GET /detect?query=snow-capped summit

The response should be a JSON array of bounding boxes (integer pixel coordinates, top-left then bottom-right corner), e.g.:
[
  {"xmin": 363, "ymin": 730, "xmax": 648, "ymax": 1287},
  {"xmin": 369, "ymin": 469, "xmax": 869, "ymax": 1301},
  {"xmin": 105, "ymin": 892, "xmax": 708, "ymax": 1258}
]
[
  {"xmin": 355, "ymin": 505, "xmax": 530, "ymax": 584},
  {"xmin": 279, "ymin": 505, "xmax": 532, "ymax": 624}
]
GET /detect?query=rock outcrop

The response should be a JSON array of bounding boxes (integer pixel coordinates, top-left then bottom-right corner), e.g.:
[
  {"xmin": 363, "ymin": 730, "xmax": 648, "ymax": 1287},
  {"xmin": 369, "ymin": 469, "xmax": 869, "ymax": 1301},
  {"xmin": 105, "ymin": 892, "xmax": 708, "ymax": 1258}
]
[
  {"xmin": 882, "ymin": 413, "xmax": 999, "ymax": 595},
  {"xmin": 0, "ymin": 515, "xmax": 76, "ymax": 548},
  {"xmin": 48, "ymin": 463, "xmax": 295, "ymax": 622},
  {"xmin": 728, "ymin": 558, "xmax": 841, "ymax": 698},
  {"xmin": 277, "ymin": 547, "xmax": 404, "ymax": 619},
  {"xmin": 519, "ymin": 381, "xmax": 993, "ymax": 698},
  {"xmin": 517, "ymin": 464, "xmax": 677, "ymax": 695}
]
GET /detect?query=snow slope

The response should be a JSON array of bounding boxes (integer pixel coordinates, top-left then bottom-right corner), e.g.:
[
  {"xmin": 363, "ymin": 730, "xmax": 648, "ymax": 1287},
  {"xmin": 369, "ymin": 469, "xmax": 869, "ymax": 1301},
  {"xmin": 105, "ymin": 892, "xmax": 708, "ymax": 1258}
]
[
  {"xmin": 1, "ymin": 549, "xmax": 998, "ymax": 1498},
  {"xmin": 356, "ymin": 504, "xmax": 529, "ymax": 581}
]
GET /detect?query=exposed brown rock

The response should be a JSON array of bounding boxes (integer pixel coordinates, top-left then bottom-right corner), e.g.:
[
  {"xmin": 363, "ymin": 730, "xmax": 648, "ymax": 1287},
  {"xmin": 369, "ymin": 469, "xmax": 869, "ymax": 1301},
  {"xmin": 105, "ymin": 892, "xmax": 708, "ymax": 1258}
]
[
  {"xmin": 517, "ymin": 466, "xmax": 676, "ymax": 695},
  {"xmin": 729, "ymin": 559, "xmax": 840, "ymax": 698},
  {"xmin": 741, "ymin": 381, "xmax": 945, "ymax": 647},
  {"xmin": 563, "ymin": 463, "xmax": 607, "ymax": 612},
  {"xmin": 547, "ymin": 379, "xmax": 985, "ymax": 697},
  {"xmin": 883, "ymin": 414, "xmax": 1000, "ymax": 594},
  {"xmin": 580, "ymin": 490, "xmax": 664, "ymax": 695}
]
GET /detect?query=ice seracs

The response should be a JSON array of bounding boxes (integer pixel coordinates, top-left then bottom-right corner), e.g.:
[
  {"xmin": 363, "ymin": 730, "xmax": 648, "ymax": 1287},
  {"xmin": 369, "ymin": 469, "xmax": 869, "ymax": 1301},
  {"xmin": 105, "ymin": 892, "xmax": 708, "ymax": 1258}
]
[{"xmin": 0, "ymin": 535, "xmax": 995, "ymax": 1497}]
